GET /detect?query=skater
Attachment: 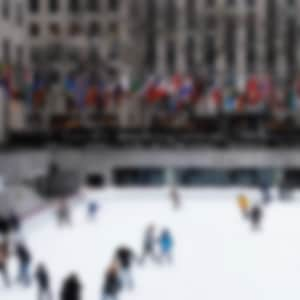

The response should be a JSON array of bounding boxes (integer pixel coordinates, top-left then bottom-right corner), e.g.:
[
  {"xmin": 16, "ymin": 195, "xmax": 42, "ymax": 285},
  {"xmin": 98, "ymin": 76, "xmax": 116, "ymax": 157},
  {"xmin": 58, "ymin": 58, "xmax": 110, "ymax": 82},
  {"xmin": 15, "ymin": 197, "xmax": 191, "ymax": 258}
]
[
  {"xmin": 87, "ymin": 201, "xmax": 99, "ymax": 220},
  {"xmin": 140, "ymin": 225, "xmax": 158, "ymax": 264},
  {"xmin": 0, "ymin": 215, "xmax": 10, "ymax": 241},
  {"xmin": 35, "ymin": 264, "xmax": 52, "ymax": 300},
  {"xmin": 57, "ymin": 199, "xmax": 71, "ymax": 225},
  {"xmin": 261, "ymin": 181, "xmax": 271, "ymax": 204},
  {"xmin": 101, "ymin": 261, "xmax": 122, "ymax": 300},
  {"xmin": 249, "ymin": 205, "xmax": 263, "ymax": 230},
  {"xmin": 0, "ymin": 241, "xmax": 10, "ymax": 286},
  {"xmin": 8, "ymin": 210, "xmax": 21, "ymax": 233},
  {"xmin": 16, "ymin": 242, "xmax": 32, "ymax": 286},
  {"xmin": 60, "ymin": 273, "xmax": 81, "ymax": 300},
  {"xmin": 159, "ymin": 229, "xmax": 174, "ymax": 263},
  {"xmin": 170, "ymin": 187, "xmax": 180, "ymax": 209},
  {"xmin": 237, "ymin": 194, "xmax": 250, "ymax": 218},
  {"xmin": 115, "ymin": 246, "xmax": 135, "ymax": 289}
]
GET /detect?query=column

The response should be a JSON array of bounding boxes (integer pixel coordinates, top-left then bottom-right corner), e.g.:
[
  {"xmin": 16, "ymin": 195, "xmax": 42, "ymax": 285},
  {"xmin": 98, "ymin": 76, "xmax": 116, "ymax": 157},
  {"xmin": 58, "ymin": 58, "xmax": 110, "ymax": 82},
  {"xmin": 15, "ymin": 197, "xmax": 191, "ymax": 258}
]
[
  {"xmin": 195, "ymin": 0, "xmax": 205, "ymax": 72},
  {"xmin": 176, "ymin": 0, "xmax": 186, "ymax": 73},
  {"xmin": 156, "ymin": 0, "xmax": 167, "ymax": 75},
  {"xmin": 235, "ymin": 0, "xmax": 246, "ymax": 85},
  {"xmin": 276, "ymin": 0, "xmax": 287, "ymax": 82},
  {"xmin": 215, "ymin": 0, "xmax": 226, "ymax": 84},
  {"xmin": 255, "ymin": 0, "xmax": 266, "ymax": 74},
  {"xmin": 296, "ymin": 0, "xmax": 300, "ymax": 73}
]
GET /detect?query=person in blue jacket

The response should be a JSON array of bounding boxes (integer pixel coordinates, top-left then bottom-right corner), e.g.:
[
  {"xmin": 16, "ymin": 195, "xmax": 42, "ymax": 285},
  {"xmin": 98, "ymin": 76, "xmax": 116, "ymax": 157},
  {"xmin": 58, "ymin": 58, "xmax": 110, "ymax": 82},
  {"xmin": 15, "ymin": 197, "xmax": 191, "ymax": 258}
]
[{"xmin": 159, "ymin": 229, "xmax": 174, "ymax": 263}]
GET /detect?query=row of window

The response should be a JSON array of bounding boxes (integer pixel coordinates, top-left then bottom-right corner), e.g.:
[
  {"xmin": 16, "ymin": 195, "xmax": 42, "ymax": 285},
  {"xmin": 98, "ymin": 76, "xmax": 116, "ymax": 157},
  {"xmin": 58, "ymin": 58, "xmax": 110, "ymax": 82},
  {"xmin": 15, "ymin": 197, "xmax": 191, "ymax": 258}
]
[
  {"xmin": 29, "ymin": 0, "xmax": 120, "ymax": 13},
  {"xmin": 1, "ymin": 0, "xmax": 23, "ymax": 25},
  {"xmin": 1, "ymin": 40, "xmax": 24, "ymax": 64},
  {"xmin": 113, "ymin": 168, "xmax": 275, "ymax": 187},
  {"xmin": 29, "ymin": 21, "xmax": 119, "ymax": 38}
]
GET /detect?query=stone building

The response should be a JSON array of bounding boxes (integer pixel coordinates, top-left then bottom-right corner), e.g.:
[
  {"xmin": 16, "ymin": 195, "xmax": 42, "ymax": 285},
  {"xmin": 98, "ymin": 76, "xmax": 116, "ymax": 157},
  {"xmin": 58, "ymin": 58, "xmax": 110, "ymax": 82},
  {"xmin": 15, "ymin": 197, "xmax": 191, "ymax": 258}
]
[{"xmin": 0, "ymin": 0, "xmax": 300, "ymax": 82}]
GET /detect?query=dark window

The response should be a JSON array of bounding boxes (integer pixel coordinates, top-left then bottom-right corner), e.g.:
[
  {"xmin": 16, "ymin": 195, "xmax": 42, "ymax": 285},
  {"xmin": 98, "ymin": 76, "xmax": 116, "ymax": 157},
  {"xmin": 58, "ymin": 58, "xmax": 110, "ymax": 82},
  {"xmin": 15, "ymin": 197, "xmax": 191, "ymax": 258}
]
[
  {"xmin": 167, "ymin": 40, "xmax": 176, "ymax": 74},
  {"xmin": 49, "ymin": 23, "xmax": 61, "ymax": 36},
  {"xmin": 29, "ymin": 23, "xmax": 40, "ymax": 37},
  {"xmin": 166, "ymin": 0, "xmax": 176, "ymax": 31},
  {"xmin": 3, "ymin": 39, "xmax": 11, "ymax": 63},
  {"xmin": 186, "ymin": 37, "xmax": 196, "ymax": 73},
  {"xmin": 225, "ymin": 17, "xmax": 236, "ymax": 67},
  {"xmin": 206, "ymin": 0, "xmax": 216, "ymax": 8},
  {"xmin": 30, "ymin": 47, "xmax": 43, "ymax": 65},
  {"xmin": 246, "ymin": 15, "xmax": 256, "ymax": 73},
  {"xmin": 187, "ymin": 0, "xmax": 197, "ymax": 29},
  {"xmin": 88, "ymin": 22, "xmax": 101, "ymax": 37},
  {"xmin": 109, "ymin": 0, "xmax": 119, "ymax": 12},
  {"xmin": 226, "ymin": 0, "xmax": 236, "ymax": 6},
  {"xmin": 29, "ymin": 0, "xmax": 39, "ymax": 13},
  {"xmin": 286, "ymin": 18, "xmax": 297, "ymax": 76},
  {"xmin": 176, "ymin": 168, "xmax": 230, "ymax": 186},
  {"xmin": 69, "ymin": 22, "xmax": 82, "ymax": 36},
  {"xmin": 69, "ymin": 0, "xmax": 80, "ymax": 13},
  {"xmin": 2, "ymin": 0, "xmax": 10, "ymax": 18},
  {"xmin": 145, "ymin": 0, "xmax": 157, "ymax": 70},
  {"xmin": 16, "ymin": 46, "xmax": 24, "ymax": 64},
  {"xmin": 87, "ymin": 0, "xmax": 99, "ymax": 11},
  {"xmin": 49, "ymin": 0, "xmax": 59, "ymax": 12},
  {"xmin": 114, "ymin": 168, "xmax": 165, "ymax": 186},
  {"xmin": 246, "ymin": 0, "xmax": 256, "ymax": 7},
  {"xmin": 266, "ymin": 0, "xmax": 277, "ymax": 73}
]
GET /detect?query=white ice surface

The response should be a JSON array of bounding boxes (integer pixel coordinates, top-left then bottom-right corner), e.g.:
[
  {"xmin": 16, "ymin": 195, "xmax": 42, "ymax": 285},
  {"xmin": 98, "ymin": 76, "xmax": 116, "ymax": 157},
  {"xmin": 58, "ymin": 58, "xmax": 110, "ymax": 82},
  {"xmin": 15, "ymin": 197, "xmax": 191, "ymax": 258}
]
[{"xmin": 1, "ymin": 187, "xmax": 300, "ymax": 300}]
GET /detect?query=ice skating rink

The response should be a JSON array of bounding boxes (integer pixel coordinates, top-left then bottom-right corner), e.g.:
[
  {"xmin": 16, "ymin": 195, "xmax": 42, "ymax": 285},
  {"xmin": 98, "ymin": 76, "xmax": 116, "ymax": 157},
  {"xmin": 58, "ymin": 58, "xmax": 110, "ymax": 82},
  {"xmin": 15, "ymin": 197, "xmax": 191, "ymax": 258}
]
[{"xmin": 2, "ymin": 188, "xmax": 300, "ymax": 300}]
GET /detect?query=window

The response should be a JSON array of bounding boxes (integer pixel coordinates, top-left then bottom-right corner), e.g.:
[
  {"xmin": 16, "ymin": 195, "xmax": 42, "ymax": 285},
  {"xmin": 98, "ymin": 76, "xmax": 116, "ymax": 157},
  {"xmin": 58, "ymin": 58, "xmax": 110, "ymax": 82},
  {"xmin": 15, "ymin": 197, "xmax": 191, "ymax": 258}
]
[
  {"xmin": 30, "ymin": 47, "xmax": 43, "ymax": 64},
  {"xmin": 225, "ymin": 17, "xmax": 236, "ymax": 67},
  {"xmin": 16, "ymin": 46, "xmax": 24, "ymax": 65},
  {"xmin": 49, "ymin": 23, "xmax": 61, "ymax": 36},
  {"xmin": 2, "ymin": 39, "xmax": 11, "ymax": 63},
  {"xmin": 246, "ymin": 15, "xmax": 256, "ymax": 73},
  {"xmin": 108, "ymin": 22, "xmax": 119, "ymax": 35},
  {"xmin": 166, "ymin": 40, "xmax": 176, "ymax": 74},
  {"xmin": 2, "ymin": 0, "xmax": 10, "ymax": 18},
  {"xmin": 266, "ymin": 0, "xmax": 277, "ymax": 73},
  {"xmin": 87, "ymin": 0, "xmax": 99, "ymax": 12},
  {"xmin": 206, "ymin": 0, "xmax": 216, "ymax": 8},
  {"xmin": 187, "ymin": 0, "xmax": 197, "ymax": 29},
  {"xmin": 226, "ymin": 0, "xmax": 236, "ymax": 6},
  {"xmin": 246, "ymin": 0, "xmax": 256, "ymax": 7},
  {"xmin": 69, "ymin": 22, "xmax": 82, "ymax": 36},
  {"xmin": 88, "ymin": 22, "xmax": 101, "ymax": 37},
  {"xmin": 114, "ymin": 168, "xmax": 165, "ymax": 186},
  {"xmin": 69, "ymin": 0, "xmax": 80, "ymax": 13},
  {"xmin": 166, "ymin": 0, "xmax": 177, "ymax": 31},
  {"xmin": 109, "ymin": 0, "xmax": 119, "ymax": 12},
  {"xmin": 29, "ymin": 23, "xmax": 40, "ymax": 37},
  {"xmin": 186, "ymin": 37, "xmax": 196, "ymax": 73},
  {"xmin": 16, "ymin": 3, "xmax": 23, "ymax": 25},
  {"xmin": 29, "ymin": 0, "xmax": 39, "ymax": 13},
  {"xmin": 49, "ymin": 0, "xmax": 59, "ymax": 13}
]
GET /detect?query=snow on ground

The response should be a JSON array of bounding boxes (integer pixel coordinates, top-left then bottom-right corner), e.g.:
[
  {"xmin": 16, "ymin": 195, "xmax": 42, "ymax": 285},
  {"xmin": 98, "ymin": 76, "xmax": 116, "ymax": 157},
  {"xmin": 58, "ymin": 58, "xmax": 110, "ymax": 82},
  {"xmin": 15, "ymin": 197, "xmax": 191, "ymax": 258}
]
[{"xmin": 1, "ymin": 187, "xmax": 300, "ymax": 300}]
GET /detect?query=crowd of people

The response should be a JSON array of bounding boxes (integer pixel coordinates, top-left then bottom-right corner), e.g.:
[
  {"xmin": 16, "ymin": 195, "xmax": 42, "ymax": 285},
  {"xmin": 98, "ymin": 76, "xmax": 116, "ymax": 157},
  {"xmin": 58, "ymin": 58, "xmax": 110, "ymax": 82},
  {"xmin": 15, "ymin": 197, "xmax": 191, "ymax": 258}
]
[{"xmin": 0, "ymin": 199, "xmax": 175, "ymax": 300}]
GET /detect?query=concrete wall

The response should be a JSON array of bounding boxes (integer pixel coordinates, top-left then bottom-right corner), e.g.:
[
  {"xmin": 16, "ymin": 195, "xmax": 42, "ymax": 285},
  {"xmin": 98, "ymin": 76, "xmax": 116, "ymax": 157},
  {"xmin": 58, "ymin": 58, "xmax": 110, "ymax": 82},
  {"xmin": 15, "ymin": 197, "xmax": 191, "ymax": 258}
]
[{"xmin": 0, "ymin": 148, "xmax": 299, "ymax": 184}]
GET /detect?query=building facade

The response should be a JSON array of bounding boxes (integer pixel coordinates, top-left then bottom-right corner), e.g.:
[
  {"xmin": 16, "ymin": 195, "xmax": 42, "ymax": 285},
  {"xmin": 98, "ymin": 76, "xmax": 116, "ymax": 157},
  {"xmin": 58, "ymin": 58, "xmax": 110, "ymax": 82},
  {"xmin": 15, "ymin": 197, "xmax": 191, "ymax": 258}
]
[{"xmin": 0, "ymin": 0, "xmax": 300, "ymax": 82}]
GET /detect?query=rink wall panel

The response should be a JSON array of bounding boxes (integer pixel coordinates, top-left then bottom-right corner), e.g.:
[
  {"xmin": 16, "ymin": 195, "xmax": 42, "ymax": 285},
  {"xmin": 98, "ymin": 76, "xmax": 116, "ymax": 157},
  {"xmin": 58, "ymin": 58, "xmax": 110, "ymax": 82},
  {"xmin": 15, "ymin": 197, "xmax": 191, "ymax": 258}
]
[{"xmin": 0, "ymin": 148, "xmax": 300, "ymax": 184}]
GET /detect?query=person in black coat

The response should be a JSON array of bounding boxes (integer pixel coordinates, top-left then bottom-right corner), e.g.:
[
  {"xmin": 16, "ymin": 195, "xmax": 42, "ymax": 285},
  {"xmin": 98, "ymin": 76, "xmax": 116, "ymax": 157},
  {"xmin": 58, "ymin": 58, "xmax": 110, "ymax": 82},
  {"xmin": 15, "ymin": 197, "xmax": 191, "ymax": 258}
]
[
  {"xmin": 102, "ymin": 262, "xmax": 121, "ymax": 300},
  {"xmin": 35, "ymin": 264, "xmax": 52, "ymax": 300},
  {"xmin": 8, "ymin": 211, "xmax": 21, "ymax": 233},
  {"xmin": 115, "ymin": 246, "xmax": 135, "ymax": 289},
  {"xmin": 16, "ymin": 242, "xmax": 32, "ymax": 286},
  {"xmin": 250, "ymin": 205, "xmax": 263, "ymax": 230},
  {"xmin": 60, "ymin": 274, "xmax": 81, "ymax": 300},
  {"xmin": 0, "ymin": 242, "xmax": 10, "ymax": 286},
  {"xmin": 0, "ymin": 215, "xmax": 10, "ymax": 237}
]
